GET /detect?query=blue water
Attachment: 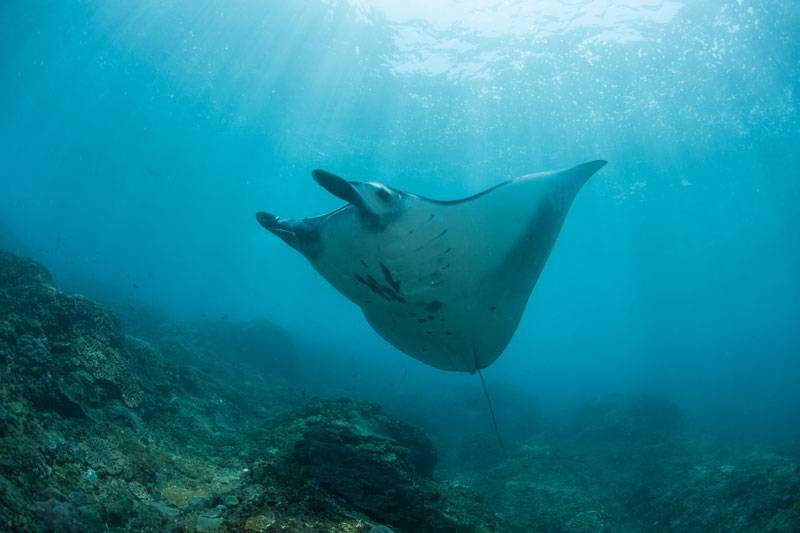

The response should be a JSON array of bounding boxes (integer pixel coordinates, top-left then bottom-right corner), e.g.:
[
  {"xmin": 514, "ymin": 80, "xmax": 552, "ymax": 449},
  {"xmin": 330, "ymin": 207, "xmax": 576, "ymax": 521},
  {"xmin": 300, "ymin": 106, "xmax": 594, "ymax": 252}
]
[{"xmin": 1, "ymin": 1, "xmax": 798, "ymax": 440}]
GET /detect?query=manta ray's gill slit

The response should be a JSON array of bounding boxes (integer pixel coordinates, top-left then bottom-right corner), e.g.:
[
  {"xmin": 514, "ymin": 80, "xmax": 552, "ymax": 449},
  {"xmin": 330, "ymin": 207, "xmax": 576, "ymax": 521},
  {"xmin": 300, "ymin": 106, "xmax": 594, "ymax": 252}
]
[
  {"xmin": 413, "ymin": 229, "xmax": 449, "ymax": 253},
  {"xmin": 359, "ymin": 259, "xmax": 368, "ymax": 268}
]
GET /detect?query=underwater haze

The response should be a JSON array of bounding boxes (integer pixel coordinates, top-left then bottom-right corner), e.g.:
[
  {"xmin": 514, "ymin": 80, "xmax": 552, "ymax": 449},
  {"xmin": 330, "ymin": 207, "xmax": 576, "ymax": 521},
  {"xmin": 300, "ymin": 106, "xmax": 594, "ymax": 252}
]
[{"xmin": 1, "ymin": 1, "xmax": 800, "ymax": 531}]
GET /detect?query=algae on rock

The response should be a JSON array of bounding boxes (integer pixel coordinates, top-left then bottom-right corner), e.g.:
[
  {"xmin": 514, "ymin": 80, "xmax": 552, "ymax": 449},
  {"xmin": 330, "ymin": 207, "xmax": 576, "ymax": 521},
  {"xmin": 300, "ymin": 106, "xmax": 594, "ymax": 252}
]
[{"xmin": 0, "ymin": 251, "xmax": 496, "ymax": 532}]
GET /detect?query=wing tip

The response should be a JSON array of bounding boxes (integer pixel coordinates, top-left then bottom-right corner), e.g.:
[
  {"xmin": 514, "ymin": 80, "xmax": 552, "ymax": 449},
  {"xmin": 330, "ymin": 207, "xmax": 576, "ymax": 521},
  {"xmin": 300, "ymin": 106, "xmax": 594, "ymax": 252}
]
[{"xmin": 584, "ymin": 159, "xmax": 608, "ymax": 173}]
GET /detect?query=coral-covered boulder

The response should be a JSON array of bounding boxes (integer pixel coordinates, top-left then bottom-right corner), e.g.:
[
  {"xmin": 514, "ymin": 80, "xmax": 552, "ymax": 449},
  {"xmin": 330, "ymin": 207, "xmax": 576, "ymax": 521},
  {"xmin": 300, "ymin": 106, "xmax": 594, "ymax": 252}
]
[
  {"xmin": 262, "ymin": 398, "xmax": 490, "ymax": 532},
  {"xmin": 0, "ymin": 252, "xmax": 144, "ymax": 416}
]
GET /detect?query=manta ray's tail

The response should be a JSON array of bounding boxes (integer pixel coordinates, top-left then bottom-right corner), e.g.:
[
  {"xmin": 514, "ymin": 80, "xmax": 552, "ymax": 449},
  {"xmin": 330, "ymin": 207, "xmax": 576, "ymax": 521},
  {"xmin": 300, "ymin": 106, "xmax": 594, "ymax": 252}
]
[{"xmin": 477, "ymin": 368, "xmax": 503, "ymax": 450}]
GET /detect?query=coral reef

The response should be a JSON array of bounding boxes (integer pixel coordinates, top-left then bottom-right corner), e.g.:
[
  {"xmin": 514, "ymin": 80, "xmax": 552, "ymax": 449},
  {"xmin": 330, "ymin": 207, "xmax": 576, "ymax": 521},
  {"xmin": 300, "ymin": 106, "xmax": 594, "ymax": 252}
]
[
  {"xmin": 0, "ymin": 251, "xmax": 493, "ymax": 531},
  {"xmin": 258, "ymin": 398, "xmax": 490, "ymax": 531},
  {"xmin": 464, "ymin": 394, "xmax": 800, "ymax": 532},
  {"xmin": 1, "ymin": 250, "xmax": 798, "ymax": 531}
]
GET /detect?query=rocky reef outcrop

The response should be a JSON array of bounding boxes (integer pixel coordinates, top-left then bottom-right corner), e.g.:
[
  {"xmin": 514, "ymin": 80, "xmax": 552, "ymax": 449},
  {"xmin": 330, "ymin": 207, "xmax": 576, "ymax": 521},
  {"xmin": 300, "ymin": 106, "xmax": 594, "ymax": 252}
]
[
  {"xmin": 0, "ymin": 253, "xmax": 143, "ymax": 416},
  {"xmin": 2, "ymin": 250, "xmax": 798, "ymax": 532},
  {"xmin": 0, "ymin": 251, "xmax": 494, "ymax": 532},
  {"xmin": 465, "ymin": 393, "xmax": 800, "ymax": 532}
]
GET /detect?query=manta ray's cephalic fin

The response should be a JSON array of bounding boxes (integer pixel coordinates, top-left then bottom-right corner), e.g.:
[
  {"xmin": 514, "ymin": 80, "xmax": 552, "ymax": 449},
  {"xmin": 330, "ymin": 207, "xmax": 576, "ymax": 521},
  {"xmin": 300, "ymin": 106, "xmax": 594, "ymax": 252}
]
[{"xmin": 312, "ymin": 169, "xmax": 374, "ymax": 214}]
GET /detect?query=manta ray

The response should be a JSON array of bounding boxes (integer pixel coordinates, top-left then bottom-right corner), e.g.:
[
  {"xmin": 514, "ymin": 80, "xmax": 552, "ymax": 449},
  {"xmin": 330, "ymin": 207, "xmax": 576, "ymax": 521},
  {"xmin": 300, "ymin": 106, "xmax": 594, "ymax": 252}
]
[
  {"xmin": 257, "ymin": 160, "xmax": 604, "ymax": 371},
  {"xmin": 258, "ymin": 160, "xmax": 605, "ymax": 443}
]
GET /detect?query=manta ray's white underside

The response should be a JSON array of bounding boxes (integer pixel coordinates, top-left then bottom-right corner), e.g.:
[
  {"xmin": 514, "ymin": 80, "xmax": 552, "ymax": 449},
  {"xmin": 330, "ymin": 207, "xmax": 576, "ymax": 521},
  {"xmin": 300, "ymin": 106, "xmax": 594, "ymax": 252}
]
[{"xmin": 278, "ymin": 160, "xmax": 605, "ymax": 373}]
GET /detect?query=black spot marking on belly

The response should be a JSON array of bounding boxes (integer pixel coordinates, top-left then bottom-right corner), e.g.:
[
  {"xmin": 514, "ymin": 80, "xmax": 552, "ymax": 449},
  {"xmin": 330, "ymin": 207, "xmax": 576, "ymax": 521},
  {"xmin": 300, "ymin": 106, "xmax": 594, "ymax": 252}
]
[
  {"xmin": 379, "ymin": 262, "xmax": 402, "ymax": 293},
  {"xmin": 431, "ymin": 229, "xmax": 448, "ymax": 241},
  {"xmin": 427, "ymin": 315, "xmax": 434, "ymax": 320},
  {"xmin": 425, "ymin": 300, "xmax": 443, "ymax": 313},
  {"xmin": 353, "ymin": 273, "xmax": 406, "ymax": 303},
  {"xmin": 490, "ymin": 305, "xmax": 497, "ymax": 311}
]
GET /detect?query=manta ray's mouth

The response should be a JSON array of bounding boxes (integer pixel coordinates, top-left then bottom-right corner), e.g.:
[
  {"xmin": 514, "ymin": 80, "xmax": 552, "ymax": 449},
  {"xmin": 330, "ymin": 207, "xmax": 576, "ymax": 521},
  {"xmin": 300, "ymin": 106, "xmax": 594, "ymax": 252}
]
[
  {"xmin": 257, "ymin": 212, "xmax": 296, "ymax": 238},
  {"xmin": 256, "ymin": 211, "xmax": 321, "ymax": 258},
  {"xmin": 257, "ymin": 211, "xmax": 300, "ymax": 239},
  {"xmin": 256, "ymin": 211, "xmax": 286, "ymax": 232}
]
